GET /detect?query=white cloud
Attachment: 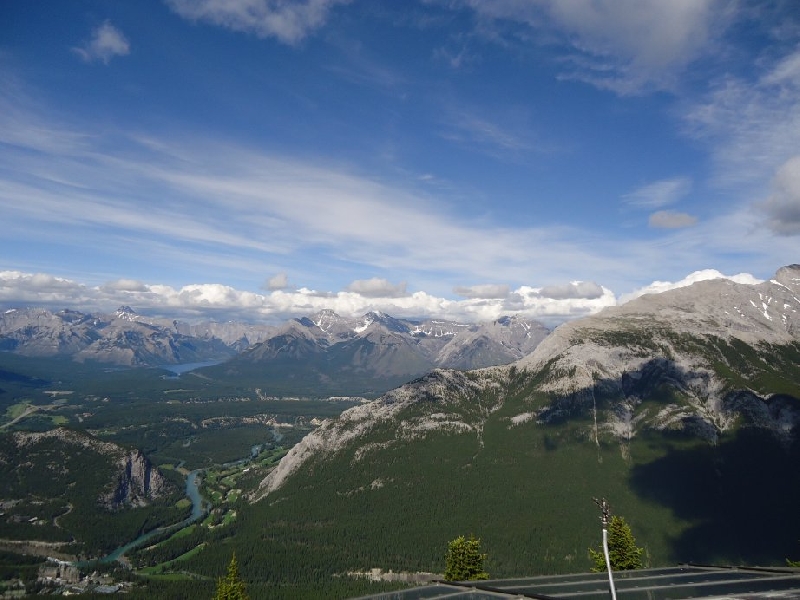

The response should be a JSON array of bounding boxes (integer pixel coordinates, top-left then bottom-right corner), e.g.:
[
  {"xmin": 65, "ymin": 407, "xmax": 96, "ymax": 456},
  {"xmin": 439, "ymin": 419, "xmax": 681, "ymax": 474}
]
[
  {"xmin": 0, "ymin": 270, "xmax": 619, "ymax": 325},
  {"xmin": 623, "ymin": 177, "xmax": 692, "ymax": 208},
  {"xmin": 440, "ymin": 109, "xmax": 533, "ymax": 155},
  {"xmin": 648, "ymin": 210, "xmax": 698, "ymax": 229},
  {"xmin": 99, "ymin": 279, "xmax": 149, "ymax": 293},
  {"xmin": 265, "ymin": 272, "xmax": 290, "ymax": 290},
  {"xmin": 453, "ymin": 284, "xmax": 510, "ymax": 299},
  {"xmin": 620, "ymin": 269, "xmax": 762, "ymax": 304},
  {"xmin": 0, "ymin": 271, "xmax": 90, "ymax": 305},
  {"xmin": 510, "ymin": 283, "xmax": 617, "ymax": 323},
  {"xmin": 538, "ymin": 281, "xmax": 604, "ymax": 300},
  {"xmin": 345, "ymin": 278, "xmax": 407, "ymax": 298},
  {"xmin": 73, "ymin": 21, "xmax": 130, "ymax": 64},
  {"xmin": 165, "ymin": 0, "xmax": 350, "ymax": 45},
  {"xmin": 761, "ymin": 155, "xmax": 800, "ymax": 236}
]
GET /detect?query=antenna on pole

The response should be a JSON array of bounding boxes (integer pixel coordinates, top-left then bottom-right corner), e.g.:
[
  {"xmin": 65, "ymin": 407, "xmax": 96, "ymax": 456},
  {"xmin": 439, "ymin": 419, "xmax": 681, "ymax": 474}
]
[
  {"xmin": 593, "ymin": 497, "xmax": 617, "ymax": 600},
  {"xmin": 593, "ymin": 497, "xmax": 610, "ymax": 527}
]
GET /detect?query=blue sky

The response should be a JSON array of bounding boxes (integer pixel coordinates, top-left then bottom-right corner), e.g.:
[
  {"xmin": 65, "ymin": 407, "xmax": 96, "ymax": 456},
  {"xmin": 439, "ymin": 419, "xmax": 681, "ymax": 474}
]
[{"xmin": 1, "ymin": 1, "xmax": 798, "ymax": 324}]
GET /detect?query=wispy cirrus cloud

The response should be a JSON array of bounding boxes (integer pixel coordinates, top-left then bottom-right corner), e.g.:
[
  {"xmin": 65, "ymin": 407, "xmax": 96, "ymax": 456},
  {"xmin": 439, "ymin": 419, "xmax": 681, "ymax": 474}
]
[
  {"xmin": 684, "ymin": 47, "xmax": 800, "ymax": 187},
  {"xmin": 438, "ymin": 0, "xmax": 727, "ymax": 94},
  {"xmin": 0, "ymin": 61, "xmax": 794, "ymax": 320},
  {"xmin": 623, "ymin": 177, "xmax": 692, "ymax": 208},
  {"xmin": 72, "ymin": 21, "xmax": 130, "ymax": 64},
  {"xmin": 439, "ymin": 108, "xmax": 535, "ymax": 156},
  {"xmin": 165, "ymin": 0, "xmax": 351, "ymax": 45},
  {"xmin": 681, "ymin": 42, "xmax": 800, "ymax": 237},
  {"xmin": 0, "ymin": 82, "xmax": 626, "ymax": 295}
]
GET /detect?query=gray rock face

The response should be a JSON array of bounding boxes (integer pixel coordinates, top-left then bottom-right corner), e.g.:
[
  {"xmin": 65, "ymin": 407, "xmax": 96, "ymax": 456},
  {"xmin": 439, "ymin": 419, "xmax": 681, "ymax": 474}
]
[
  {"xmin": 436, "ymin": 315, "xmax": 549, "ymax": 369},
  {"xmin": 101, "ymin": 450, "xmax": 169, "ymax": 510}
]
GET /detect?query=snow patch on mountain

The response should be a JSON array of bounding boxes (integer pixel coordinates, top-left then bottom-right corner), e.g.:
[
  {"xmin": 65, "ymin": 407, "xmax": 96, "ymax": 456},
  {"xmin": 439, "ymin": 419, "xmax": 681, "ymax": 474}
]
[{"xmin": 509, "ymin": 412, "xmax": 535, "ymax": 426}]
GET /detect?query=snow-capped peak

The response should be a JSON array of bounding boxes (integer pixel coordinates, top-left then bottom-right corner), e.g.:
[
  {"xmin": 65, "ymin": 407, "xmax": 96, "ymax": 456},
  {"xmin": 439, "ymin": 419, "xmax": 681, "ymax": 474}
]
[{"xmin": 115, "ymin": 305, "xmax": 138, "ymax": 321}]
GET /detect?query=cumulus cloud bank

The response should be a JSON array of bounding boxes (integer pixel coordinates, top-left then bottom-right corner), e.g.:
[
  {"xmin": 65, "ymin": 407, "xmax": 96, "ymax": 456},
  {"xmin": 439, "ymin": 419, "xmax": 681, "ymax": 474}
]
[
  {"xmin": 0, "ymin": 270, "xmax": 618, "ymax": 325},
  {"xmin": 2, "ymin": 268, "xmax": 774, "ymax": 326}
]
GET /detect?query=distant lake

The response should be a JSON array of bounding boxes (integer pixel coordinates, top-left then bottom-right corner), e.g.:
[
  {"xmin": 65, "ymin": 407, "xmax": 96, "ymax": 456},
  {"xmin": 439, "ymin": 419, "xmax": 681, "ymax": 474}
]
[{"xmin": 159, "ymin": 360, "xmax": 223, "ymax": 375}]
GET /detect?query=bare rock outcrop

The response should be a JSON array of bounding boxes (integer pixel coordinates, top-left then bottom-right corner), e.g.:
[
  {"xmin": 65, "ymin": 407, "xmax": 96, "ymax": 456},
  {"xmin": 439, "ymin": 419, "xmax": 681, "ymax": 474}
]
[{"xmin": 100, "ymin": 450, "xmax": 169, "ymax": 510}]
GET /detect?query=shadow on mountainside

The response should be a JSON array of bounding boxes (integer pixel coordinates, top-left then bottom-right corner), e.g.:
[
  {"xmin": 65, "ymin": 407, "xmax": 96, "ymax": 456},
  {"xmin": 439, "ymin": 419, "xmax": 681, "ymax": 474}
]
[
  {"xmin": 629, "ymin": 426, "xmax": 800, "ymax": 566},
  {"xmin": 529, "ymin": 356, "xmax": 800, "ymax": 566}
]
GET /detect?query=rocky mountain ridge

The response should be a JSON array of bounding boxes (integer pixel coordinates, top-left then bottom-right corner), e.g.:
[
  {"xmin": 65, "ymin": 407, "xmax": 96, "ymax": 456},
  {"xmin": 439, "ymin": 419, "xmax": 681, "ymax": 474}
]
[
  {"xmin": 0, "ymin": 306, "xmax": 549, "ymax": 373},
  {"xmin": 214, "ymin": 311, "xmax": 549, "ymax": 396},
  {"xmin": 0, "ymin": 306, "xmax": 549, "ymax": 376},
  {"xmin": 519, "ymin": 264, "xmax": 800, "ymax": 391},
  {"xmin": 235, "ymin": 310, "xmax": 549, "ymax": 371},
  {"xmin": 0, "ymin": 307, "xmax": 239, "ymax": 366}
]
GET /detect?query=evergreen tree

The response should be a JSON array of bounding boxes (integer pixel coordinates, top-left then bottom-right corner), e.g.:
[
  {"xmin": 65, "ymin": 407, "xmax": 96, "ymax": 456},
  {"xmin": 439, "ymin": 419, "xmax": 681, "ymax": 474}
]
[
  {"xmin": 444, "ymin": 535, "xmax": 489, "ymax": 581},
  {"xmin": 589, "ymin": 515, "xmax": 644, "ymax": 571},
  {"xmin": 213, "ymin": 553, "xmax": 250, "ymax": 600}
]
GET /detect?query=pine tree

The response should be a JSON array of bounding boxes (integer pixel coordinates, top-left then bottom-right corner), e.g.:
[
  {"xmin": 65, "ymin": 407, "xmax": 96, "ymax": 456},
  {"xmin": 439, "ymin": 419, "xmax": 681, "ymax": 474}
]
[
  {"xmin": 588, "ymin": 515, "xmax": 644, "ymax": 572},
  {"xmin": 444, "ymin": 535, "xmax": 489, "ymax": 581},
  {"xmin": 213, "ymin": 553, "xmax": 250, "ymax": 600}
]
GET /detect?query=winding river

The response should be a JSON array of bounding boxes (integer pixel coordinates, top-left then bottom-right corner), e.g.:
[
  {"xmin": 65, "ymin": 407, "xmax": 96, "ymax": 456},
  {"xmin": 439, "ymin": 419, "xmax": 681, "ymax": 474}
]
[
  {"xmin": 82, "ymin": 425, "xmax": 282, "ymax": 565},
  {"xmin": 91, "ymin": 469, "xmax": 208, "ymax": 564}
]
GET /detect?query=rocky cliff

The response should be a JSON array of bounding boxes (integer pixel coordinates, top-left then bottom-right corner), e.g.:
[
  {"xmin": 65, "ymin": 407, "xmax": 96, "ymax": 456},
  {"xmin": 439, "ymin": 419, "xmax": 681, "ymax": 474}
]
[{"xmin": 100, "ymin": 449, "xmax": 170, "ymax": 510}]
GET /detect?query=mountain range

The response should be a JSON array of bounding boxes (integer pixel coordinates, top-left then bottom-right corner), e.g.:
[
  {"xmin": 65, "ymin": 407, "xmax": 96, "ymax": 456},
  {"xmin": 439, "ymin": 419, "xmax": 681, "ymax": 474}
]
[
  {"xmin": 244, "ymin": 264, "xmax": 800, "ymax": 574},
  {"xmin": 3, "ymin": 265, "xmax": 800, "ymax": 588},
  {"xmin": 211, "ymin": 310, "xmax": 549, "ymax": 396},
  {"xmin": 0, "ymin": 306, "xmax": 549, "ymax": 395}
]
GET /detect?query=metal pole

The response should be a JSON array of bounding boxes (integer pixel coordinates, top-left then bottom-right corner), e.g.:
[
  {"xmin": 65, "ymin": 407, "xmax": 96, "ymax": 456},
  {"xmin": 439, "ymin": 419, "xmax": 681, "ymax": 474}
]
[{"xmin": 594, "ymin": 497, "xmax": 617, "ymax": 600}]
